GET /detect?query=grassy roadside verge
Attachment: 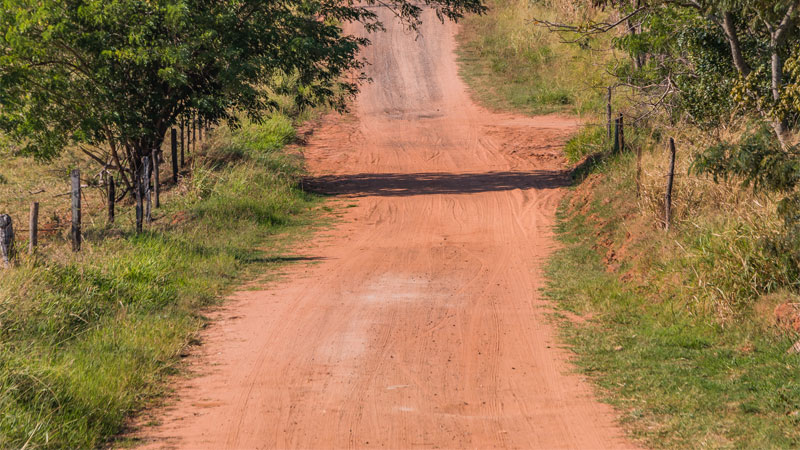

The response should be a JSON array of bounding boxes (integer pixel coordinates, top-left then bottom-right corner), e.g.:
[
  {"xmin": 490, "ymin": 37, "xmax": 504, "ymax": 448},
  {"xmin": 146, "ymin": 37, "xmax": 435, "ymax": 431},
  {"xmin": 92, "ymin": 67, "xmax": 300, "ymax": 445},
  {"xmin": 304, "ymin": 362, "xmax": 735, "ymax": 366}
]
[
  {"xmin": 456, "ymin": 0, "xmax": 608, "ymax": 116},
  {"xmin": 0, "ymin": 112, "xmax": 323, "ymax": 449},
  {"xmin": 456, "ymin": 1, "xmax": 800, "ymax": 447},
  {"xmin": 545, "ymin": 154, "xmax": 800, "ymax": 447}
]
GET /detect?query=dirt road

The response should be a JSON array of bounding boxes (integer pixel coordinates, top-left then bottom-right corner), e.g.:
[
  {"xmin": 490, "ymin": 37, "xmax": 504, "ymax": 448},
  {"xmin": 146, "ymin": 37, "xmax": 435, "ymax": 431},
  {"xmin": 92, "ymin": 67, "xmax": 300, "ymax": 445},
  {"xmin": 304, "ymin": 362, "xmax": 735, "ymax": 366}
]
[{"xmin": 140, "ymin": 9, "xmax": 634, "ymax": 449}]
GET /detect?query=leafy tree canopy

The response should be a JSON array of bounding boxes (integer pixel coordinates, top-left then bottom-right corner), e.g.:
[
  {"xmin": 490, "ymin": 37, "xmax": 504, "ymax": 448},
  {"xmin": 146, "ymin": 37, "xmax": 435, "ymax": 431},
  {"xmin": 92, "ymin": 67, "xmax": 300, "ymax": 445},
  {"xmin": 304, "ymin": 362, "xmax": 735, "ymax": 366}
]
[{"xmin": 0, "ymin": 0, "xmax": 485, "ymax": 189}]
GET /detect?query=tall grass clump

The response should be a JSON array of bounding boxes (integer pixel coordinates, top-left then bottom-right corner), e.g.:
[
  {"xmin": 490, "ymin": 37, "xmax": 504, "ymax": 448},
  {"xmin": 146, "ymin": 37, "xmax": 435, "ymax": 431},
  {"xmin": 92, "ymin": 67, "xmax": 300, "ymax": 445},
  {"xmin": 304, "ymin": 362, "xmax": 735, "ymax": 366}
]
[{"xmin": 0, "ymin": 111, "xmax": 320, "ymax": 449}]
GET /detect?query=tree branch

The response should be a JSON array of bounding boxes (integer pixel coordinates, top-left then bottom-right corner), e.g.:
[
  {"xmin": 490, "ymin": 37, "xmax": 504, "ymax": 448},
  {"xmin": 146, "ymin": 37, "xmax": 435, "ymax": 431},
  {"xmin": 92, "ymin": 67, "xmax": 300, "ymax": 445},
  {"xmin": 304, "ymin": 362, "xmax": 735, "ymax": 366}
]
[
  {"xmin": 532, "ymin": 7, "xmax": 647, "ymax": 36},
  {"xmin": 774, "ymin": 2, "xmax": 799, "ymax": 46}
]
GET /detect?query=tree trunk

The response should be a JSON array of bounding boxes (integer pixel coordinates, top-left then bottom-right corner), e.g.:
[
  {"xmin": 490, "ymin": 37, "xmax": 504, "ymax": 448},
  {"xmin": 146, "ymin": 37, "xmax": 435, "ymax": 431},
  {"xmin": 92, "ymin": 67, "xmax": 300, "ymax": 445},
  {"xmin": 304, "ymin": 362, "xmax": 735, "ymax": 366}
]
[
  {"xmin": 108, "ymin": 136, "xmax": 133, "ymax": 196},
  {"xmin": 722, "ymin": 8, "xmax": 792, "ymax": 148},
  {"xmin": 770, "ymin": 44, "xmax": 790, "ymax": 148},
  {"xmin": 721, "ymin": 12, "xmax": 751, "ymax": 77},
  {"xmin": 130, "ymin": 133, "xmax": 167, "ymax": 178},
  {"xmin": 627, "ymin": 0, "xmax": 641, "ymax": 70},
  {"xmin": 768, "ymin": 4, "xmax": 796, "ymax": 148}
]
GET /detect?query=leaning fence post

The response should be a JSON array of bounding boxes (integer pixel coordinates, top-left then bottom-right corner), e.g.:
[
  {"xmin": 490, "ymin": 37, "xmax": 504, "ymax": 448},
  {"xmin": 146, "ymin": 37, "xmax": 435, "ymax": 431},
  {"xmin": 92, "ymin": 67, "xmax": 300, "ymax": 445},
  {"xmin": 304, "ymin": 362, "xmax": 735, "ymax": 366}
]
[
  {"xmin": 143, "ymin": 156, "xmax": 152, "ymax": 224},
  {"xmin": 665, "ymin": 137, "xmax": 676, "ymax": 230},
  {"xmin": 0, "ymin": 214, "xmax": 14, "ymax": 267},
  {"xmin": 29, "ymin": 202, "xmax": 38, "ymax": 254},
  {"xmin": 71, "ymin": 169, "xmax": 81, "ymax": 252},
  {"xmin": 172, "ymin": 128, "xmax": 179, "ymax": 183},
  {"xmin": 606, "ymin": 87, "xmax": 612, "ymax": 141}
]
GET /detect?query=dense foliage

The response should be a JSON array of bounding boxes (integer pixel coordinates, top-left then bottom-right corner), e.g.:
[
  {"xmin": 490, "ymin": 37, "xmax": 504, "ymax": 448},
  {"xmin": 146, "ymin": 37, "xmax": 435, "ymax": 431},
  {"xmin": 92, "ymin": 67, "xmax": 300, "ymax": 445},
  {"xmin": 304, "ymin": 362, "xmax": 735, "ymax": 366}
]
[
  {"xmin": 541, "ymin": 1, "xmax": 800, "ymax": 234},
  {"xmin": 585, "ymin": 2, "xmax": 799, "ymax": 135},
  {"xmin": 0, "ymin": 0, "xmax": 485, "ymax": 192}
]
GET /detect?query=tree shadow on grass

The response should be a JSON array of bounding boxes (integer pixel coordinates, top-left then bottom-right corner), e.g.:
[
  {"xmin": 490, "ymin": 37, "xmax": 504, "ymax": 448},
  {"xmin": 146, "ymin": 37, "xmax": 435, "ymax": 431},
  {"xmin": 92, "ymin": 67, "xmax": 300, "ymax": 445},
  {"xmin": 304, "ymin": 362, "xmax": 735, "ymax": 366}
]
[{"xmin": 570, "ymin": 151, "xmax": 620, "ymax": 184}]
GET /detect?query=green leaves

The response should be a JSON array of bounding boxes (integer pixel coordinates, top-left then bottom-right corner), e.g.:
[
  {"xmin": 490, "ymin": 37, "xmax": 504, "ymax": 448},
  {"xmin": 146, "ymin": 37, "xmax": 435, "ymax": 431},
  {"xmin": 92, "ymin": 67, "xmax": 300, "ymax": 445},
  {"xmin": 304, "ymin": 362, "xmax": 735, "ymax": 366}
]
[{"xmin": 0, "ymin": 0, "xmax": 486, "ymax": 176}]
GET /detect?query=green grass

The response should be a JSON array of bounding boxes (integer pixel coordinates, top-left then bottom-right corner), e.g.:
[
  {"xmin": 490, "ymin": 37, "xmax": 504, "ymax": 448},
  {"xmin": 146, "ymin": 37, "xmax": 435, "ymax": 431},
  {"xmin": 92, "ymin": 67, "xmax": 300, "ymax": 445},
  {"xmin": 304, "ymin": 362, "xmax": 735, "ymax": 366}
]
[
  {"xmin": 545, "ymin": 153, "xmax": 800, "ymax": 448},
  {"xmin": 564, "ymin": 124, "xmax": 607, "ymax": 163},
  {"xmin": 456, "ymin": 0, "xmax": 610, "ymax": 116},
  {"xmin": 0, "ymin": 113, "xmax": 323, "ymax": 448}
]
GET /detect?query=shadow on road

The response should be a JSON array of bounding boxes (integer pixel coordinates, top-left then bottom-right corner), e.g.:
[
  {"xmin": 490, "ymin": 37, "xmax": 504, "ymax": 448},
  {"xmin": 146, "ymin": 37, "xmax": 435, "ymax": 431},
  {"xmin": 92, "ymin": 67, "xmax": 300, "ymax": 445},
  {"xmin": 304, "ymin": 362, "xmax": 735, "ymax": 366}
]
[
  {"xmin": 304, "ymin": 170, "xmax": 570, "ymax": 197},
  {"xmin": 242, "ymin": 255, "xmax": 327, "ymax": 264}
]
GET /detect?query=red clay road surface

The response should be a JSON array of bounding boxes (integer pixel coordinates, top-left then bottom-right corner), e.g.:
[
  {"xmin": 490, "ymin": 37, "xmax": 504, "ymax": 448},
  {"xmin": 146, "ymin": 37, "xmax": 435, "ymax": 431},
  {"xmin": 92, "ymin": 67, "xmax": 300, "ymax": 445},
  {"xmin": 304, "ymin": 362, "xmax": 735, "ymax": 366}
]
[{"xmin": 139, "ymin": 9, "xmax": 636, "ymax": 450}]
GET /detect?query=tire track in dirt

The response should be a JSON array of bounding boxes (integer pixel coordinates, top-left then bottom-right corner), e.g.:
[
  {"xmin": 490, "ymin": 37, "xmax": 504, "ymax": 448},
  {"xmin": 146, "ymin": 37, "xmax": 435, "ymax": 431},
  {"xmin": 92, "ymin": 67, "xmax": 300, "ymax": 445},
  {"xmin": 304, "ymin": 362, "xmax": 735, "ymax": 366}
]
[{"xmin": 137, "ymin": 8, "xmax": 637, "ymax": 449}]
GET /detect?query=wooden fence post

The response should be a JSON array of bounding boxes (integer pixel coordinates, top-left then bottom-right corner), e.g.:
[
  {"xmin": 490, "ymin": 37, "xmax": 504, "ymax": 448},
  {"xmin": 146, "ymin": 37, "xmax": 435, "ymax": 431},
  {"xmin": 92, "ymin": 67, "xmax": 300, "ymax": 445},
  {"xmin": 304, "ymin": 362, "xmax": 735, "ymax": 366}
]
[
  {"xmin": 186, "ymin": 115, "xmax": 191, "ymax": 160},
  {"xmin": 107, "ymin": 175, "xmax": 115, "ymax": 224},
  {"xmin": 71, "ymin": 169, "xmax": 81, "ymax": 252},
  {"xmin": 135, "ymin": 164, "xmax": 144, "ymax": 233},
  {"xmin": 665, "ymin": 137, "xmax": 676, "ymax": 230},
  {"xmin": 606, "ymin": 87, "xmax": 612, "ymax": 141},
  {"xmin": 172, "ymin": 128, "xmax": 179, "ymax": 183},
  {"xmin": 143, "ymin": 156, "xmax": 152, "ymax": 224},
  {"xmin": 180, "ymin": 118, "xmax": 185, "ymax": 167},
  {"xmin": 29, "ymin": 202, "xmax": 38, "ymax": 254},
  {"xmin": 0, "ymin": 214, "xmax": 14, "ymax": 267},
  {"xmin": 192, "ymin": 113, "xmax": 196, "ymax": 154},
  {"xmin": 618, "ymin": 113, "xmax": 625, "ymax": 152},
  {"xmin": 613, "ymin": 117, "xmax": 620, "ymax": 152},
  {"xmin": 153, "ymin": 149, "xmax": 161, "ymax": 208}
]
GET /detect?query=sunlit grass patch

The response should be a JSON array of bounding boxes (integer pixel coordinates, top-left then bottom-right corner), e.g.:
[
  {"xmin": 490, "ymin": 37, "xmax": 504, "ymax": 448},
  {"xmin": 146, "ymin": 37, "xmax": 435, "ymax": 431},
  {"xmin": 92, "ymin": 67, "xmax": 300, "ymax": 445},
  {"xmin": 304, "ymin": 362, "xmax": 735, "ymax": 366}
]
[
  {"xmin": 456, "ymin": 0, "xmax": 610, "ymax": 116},
  {"xmin": 545, "ymin": 151, "xmax": 800, "ymax": 448},
  {"xmin": 0, "ymin": 113, "xmax": 323, "ymax": 448}
]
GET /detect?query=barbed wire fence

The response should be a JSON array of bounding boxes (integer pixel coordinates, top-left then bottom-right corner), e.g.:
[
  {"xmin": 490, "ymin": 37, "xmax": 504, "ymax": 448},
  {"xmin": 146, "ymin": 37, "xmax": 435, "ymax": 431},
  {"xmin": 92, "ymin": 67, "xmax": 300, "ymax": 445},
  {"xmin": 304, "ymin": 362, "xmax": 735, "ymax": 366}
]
[{"xmin": 0, "ymin": 113, "xmax": 211, "ymax": 265}]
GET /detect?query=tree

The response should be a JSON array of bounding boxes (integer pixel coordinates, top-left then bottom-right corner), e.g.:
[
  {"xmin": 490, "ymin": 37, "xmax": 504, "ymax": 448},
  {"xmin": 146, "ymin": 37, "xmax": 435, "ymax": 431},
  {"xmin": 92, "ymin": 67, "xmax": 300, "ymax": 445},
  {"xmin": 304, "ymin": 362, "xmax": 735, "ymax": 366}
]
[
  {"xmin": 0, "ymin": 0, "xmax": 485, "ymax": 194},
  {"xmin": 537, "ymin": 1, "xmax": 800, "ymax": 237},
  {"xmin": 714, "ymin": 1, "xmax": 799, "ymax": 147},
  {"xmin": 538, "ymin": 1, "xmax": 800, "ymax": 145}
]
